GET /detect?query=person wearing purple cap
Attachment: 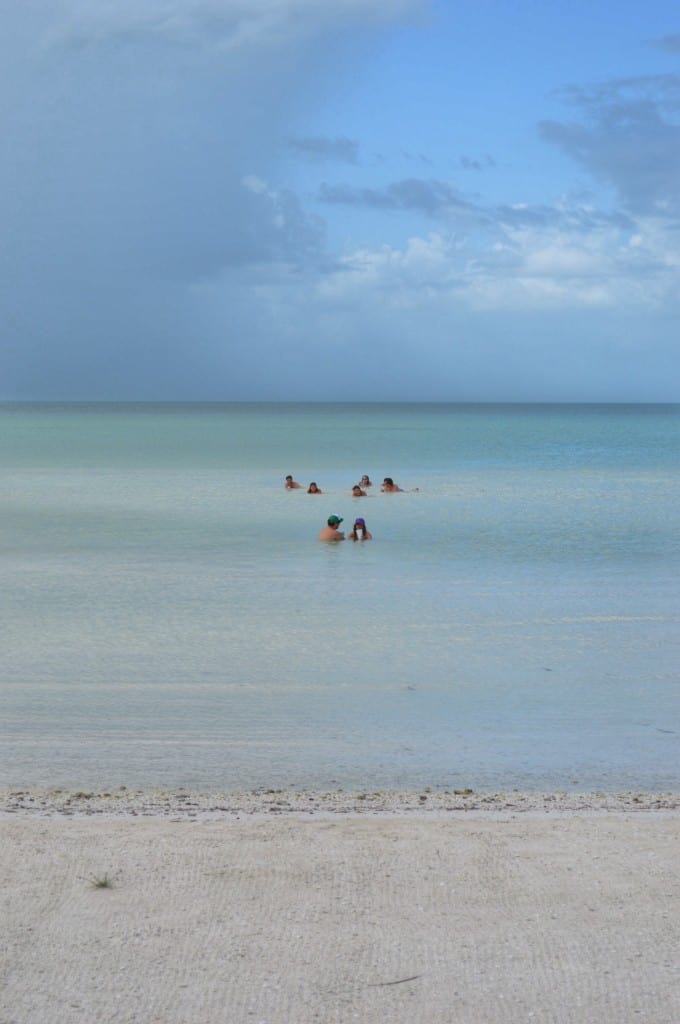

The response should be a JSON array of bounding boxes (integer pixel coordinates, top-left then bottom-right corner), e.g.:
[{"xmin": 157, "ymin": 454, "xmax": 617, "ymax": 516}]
[
  {"xmin": 317, "ymin": 515, "xmax": 345, "ymax": 541},
  {"xmin": 348, "ymin": 517, "xmax": 372, "ymax": 541}
]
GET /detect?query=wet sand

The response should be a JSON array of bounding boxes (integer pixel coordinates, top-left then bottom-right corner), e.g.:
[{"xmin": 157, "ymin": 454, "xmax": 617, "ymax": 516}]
[{"xmin": 2, "ymin": 789, "xmax": 679, "ymax": 1024}]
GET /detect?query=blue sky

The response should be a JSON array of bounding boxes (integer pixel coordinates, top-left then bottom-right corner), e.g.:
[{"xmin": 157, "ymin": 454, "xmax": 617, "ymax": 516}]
[{"xmin": 1, "ymin": 0, "xmax": 679, "ymax": 400}]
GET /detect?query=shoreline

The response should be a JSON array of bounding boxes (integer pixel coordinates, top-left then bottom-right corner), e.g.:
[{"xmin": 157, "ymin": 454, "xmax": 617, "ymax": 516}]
[{"xmin": 3, "ymin": 785, "xmax": 678, "ymax": 818}]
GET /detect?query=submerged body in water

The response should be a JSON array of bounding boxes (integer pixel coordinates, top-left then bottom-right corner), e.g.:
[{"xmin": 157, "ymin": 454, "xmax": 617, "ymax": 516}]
[{"xmin": 1, "ymin": 402, "xmax": 679, "ymax": 791}]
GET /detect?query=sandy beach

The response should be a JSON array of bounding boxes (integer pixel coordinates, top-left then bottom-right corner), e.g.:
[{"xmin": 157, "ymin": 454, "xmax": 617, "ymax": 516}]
[{"xmin": 2, "ymin": 789, "xmax": 679, "ymax": 1024}]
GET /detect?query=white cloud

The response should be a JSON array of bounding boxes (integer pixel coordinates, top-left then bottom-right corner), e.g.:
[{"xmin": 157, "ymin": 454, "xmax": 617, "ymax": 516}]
[
  {"xmin": 316, "ymin": 211, "xmax": 680, "ymax": 314},
  {"xmin": 241, "ymin": 175, "xmax": 268, "ymax": 194}
]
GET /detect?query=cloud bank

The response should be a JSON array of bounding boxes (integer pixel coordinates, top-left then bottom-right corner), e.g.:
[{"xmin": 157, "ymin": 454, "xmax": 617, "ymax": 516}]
[{"xmin": 1, "ymin": 0, "xmax": 678, "ymax": 400}]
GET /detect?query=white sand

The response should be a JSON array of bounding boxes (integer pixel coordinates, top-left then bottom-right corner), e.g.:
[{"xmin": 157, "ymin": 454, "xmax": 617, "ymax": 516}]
[{"xmin": 2, "ymin": 790, "xmax": 679, "ymax": 1024}]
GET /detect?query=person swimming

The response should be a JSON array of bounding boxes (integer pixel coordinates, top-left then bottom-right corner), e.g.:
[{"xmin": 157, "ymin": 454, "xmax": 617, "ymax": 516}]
[
  {"xmin": 348, "ymin": 517, "xmax": 372, "ymax": 540},
  {"xmin": 381, "ymin": 477, "xmax": 403, "ymax": 492},
  {"xmin": 317, "ymin": 515, "xmax": 345, "ymax": 541},
  {"xmin": 360, "ymin": 475, "xmax": 372, "ymax": 488},
  {"xmin": 351, "ymin": 484, "xmax": 367, "ymax": 497},
  {"xmin": 307, "ymin": 482, "xmax": 322, "ymax": 494},
  {"xmin": 284, "ymin": 475, "xmax": 302, "ymax": 489}
]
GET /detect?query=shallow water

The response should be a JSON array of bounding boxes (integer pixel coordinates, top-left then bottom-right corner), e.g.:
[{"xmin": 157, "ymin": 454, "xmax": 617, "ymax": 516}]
[{"xmin": 1, "ymin": 403, "xmax": 678, "ymax": 790}]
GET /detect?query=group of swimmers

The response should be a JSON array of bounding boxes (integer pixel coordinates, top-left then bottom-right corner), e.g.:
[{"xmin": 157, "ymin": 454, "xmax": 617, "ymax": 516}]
[
  {"xmin": 316, "ymin": 514, "xmax": 371, "ymax": 542},
  {"xmin": 284, "ymin": 473, "xmax": 407, "ymax": 542}
]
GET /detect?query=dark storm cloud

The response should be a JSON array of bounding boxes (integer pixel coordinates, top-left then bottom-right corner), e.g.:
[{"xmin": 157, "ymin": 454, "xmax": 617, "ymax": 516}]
[
  {"xmin": 237, "ymin": 182, "xmax": 326, "ymax": 268},
  {"xmin": 493, "ymin": 202, "xmax": 633, "ymax": 232},
  {"xmin": 648, "ymin": 34, "xmax": 680, "ymax": 54},
  {"xmin": 287, "ymin": 135, "xmax": 359, "ymax": 163},
  {"xmin": 1, "ymin": 0, "xmax": 419, "ymax": 399},
  {"xmin": 318, "ymin": 177, "xmax": 480, "ymax": 218},
  {"xmin": 400, "ymin": 150, "xmax": 434, "ymax": 166},
  {"xmin": 539, "ymin": 75, "xmax": 680, "ymax": 216},
  {"xmin": 40, "ymin": 0, "xmax": 426, "ymax": 54},
  {"xmin": 318, "ymin": 174, "xmax": 632, "ymax": 238},
  {"xmin": 458, "ymin": 154, "xmax": 496, "ymax": 171},
  {"xmin": 460, "ymin": 156, "xmax": 483, "ymax": 171}
]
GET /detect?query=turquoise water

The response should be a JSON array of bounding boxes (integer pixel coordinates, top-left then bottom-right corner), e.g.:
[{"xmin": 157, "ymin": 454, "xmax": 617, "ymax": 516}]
[{"xmin": 1, "ymin": 403, "xmax": 678, "ymax": 791}]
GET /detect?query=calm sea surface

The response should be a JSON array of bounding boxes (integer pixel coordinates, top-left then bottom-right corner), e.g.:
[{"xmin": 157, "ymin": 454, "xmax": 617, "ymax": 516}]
[{"xmin": 1, "ymin": 403, "xmax": 678, "ymax": 791}]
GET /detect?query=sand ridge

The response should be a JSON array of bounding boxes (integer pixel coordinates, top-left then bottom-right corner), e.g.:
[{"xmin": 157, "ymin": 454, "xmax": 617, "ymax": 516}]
[{"xmin": 2, "ymin": 785, "xmax": 678, "ymax": 819}]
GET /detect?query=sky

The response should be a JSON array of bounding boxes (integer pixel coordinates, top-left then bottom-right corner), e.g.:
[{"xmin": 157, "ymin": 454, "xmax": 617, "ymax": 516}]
[{"xmin": 1, "ymin": 0, "xmax": 679, "ymax": 401}]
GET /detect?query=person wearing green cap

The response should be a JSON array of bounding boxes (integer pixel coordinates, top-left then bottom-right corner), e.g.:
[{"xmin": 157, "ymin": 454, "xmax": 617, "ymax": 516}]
[{"xmin": 317, "ymin": 515, "xmax": 345, "ymax": 541}]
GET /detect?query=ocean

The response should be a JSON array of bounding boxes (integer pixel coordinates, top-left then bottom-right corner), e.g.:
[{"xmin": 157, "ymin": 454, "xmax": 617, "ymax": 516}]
[{"xmin": 1, "ymin": 403, "xmax": 678, "ymax": 791}]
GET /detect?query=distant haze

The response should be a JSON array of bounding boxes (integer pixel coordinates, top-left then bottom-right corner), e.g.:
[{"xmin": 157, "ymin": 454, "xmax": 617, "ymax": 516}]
[{"xmin": 1, "ymin": 1, "xmax": 679, "ymax": 401}]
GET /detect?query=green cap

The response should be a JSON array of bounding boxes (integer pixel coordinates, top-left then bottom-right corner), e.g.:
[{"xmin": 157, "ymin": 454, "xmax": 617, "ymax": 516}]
[{"xmin": 327, "ymin": 515, "xmax": 343, "ymax": 526}]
